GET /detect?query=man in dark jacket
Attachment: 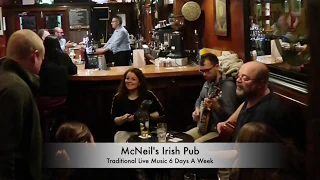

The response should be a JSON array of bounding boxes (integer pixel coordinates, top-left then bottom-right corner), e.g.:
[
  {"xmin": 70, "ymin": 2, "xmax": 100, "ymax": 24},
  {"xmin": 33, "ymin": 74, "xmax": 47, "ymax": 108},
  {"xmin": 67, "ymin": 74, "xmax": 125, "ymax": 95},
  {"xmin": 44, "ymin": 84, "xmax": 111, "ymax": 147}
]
[
  {"xmin": 186, "ymin": 53, "xmax": 240, "ymax": 142},
  {"xmin": 0, "ymin": 29, "xmax": 44, "ymax": 179}
]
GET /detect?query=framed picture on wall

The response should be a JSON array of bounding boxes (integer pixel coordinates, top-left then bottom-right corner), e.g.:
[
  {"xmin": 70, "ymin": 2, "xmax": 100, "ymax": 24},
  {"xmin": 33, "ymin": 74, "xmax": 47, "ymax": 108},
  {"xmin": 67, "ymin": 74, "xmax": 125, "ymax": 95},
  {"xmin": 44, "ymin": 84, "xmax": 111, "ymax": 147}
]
[
  {"xmin": 214, "ymin": 0, "xmax": 229, "ymax": 36},
  {"xmin": 0, "ymin": 7, "xmax": 3, "ymax": 36}
]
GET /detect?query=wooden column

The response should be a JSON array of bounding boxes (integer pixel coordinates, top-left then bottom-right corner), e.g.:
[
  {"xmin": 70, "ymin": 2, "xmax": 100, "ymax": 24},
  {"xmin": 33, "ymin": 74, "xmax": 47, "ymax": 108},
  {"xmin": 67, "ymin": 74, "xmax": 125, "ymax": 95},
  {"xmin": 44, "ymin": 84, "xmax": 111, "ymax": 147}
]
[{"xmin": 307, "ymin": 0, "xmax": 320, "ymax": 179}]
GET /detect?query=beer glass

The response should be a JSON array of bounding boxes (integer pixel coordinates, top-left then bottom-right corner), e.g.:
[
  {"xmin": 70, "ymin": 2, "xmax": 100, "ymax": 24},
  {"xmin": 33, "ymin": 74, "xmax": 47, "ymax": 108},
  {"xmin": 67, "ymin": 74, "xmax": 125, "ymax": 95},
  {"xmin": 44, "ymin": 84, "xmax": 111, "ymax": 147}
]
[{"xmin": 157, "ymin": 123, "xmax": 167, "ymax": 142}]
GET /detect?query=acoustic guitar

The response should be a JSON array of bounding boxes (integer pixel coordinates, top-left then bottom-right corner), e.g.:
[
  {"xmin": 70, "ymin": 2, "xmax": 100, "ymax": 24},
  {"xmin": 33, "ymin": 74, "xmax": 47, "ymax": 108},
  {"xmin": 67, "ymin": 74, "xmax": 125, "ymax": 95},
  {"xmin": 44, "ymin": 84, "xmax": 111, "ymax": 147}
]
[
  {"xmin": 197, "ymin": 86, "xmax": 222, "ymax": 135},
  {"xmin": 215, "ymin": 121, "xmax": 236, "ymax": 142}
]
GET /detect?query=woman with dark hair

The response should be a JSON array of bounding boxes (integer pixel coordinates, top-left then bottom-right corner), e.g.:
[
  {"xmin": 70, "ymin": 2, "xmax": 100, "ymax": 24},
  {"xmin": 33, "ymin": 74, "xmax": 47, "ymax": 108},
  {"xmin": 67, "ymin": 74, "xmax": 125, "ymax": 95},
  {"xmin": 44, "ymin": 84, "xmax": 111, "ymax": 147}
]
[
  {"xmin": 230, "ymin": 122, "xmax": 305, "ymax": 180},
  {"xmin": 38, "ymin": 35, "xmax": 77, "ymax": 103},
  {"xmin": 37, "ymin": 35, "xmax": 77, "ymax": 142},
  {"xmin": 111, "ymin": 67, "xmax": 165, "ymax": 142}
]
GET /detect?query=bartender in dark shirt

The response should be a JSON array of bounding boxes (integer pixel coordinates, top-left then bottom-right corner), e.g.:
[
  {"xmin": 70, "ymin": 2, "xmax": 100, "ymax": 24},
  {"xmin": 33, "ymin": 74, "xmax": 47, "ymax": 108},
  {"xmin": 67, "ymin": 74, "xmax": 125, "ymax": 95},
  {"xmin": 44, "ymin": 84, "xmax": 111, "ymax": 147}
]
[{"xmin": 217, "ymin": 61, "xmax": 291, "ymax": 141}]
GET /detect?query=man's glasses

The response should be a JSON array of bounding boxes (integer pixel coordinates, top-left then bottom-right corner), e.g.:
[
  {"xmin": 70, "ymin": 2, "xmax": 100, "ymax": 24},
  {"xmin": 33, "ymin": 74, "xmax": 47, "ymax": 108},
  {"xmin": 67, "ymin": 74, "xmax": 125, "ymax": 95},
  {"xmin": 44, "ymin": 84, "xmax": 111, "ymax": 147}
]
[
  {"xmin": 199, "ymin": 66, "xmax": 214, "ymax": 74},
  {"xmin": 236, "ymin": 75, "xmax": 263, "ymax": 82}
]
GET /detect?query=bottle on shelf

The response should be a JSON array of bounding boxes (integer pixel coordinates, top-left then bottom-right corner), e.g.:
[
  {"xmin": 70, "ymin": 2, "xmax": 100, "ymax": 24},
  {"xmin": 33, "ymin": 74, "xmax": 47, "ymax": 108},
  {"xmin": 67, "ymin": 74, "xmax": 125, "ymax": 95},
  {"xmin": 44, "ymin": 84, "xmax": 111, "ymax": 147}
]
[{"xmin": 100, "ymin": 33, "xmax": 105, "ymax": 44}]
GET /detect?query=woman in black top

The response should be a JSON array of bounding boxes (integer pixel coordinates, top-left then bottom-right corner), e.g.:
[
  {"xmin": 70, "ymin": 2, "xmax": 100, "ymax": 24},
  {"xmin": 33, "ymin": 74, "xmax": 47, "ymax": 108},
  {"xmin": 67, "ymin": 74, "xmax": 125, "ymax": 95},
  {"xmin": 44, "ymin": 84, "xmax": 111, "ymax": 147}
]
[
  {"xmin": 111, "ymin": 67, "xmax": 165, "ymax": 142},
  {"xmin": 37, "ymin": 35, "xmax": 77, "ymax": 109}
]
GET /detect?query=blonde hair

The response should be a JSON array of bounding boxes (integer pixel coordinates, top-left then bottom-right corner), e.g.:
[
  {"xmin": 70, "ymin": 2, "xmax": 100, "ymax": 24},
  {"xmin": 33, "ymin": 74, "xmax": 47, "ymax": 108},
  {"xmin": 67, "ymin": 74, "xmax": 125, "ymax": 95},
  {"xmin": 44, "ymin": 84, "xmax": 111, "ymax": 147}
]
[{"xmin": 6, "ymin": 29, "xmax": 44, "ymax": 61}]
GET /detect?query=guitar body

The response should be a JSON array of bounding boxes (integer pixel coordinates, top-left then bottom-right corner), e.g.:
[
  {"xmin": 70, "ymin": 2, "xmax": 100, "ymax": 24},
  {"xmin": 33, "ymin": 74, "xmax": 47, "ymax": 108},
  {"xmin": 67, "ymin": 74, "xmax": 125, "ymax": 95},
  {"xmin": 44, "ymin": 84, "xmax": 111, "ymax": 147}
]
[
  {"xmin": 218, "ymin": 121, "xmax": 236, "ymax": 142},
  {"xmin": 198, "ymin": 106, "xmax": 211, "ymax": 135},
  {"xmin": 198, "ymin": 86, "xmax": 222, "ymax": 135},
  {"xmin": 209, "ymin": 121, "xmax": 236, "ymax": 142}
]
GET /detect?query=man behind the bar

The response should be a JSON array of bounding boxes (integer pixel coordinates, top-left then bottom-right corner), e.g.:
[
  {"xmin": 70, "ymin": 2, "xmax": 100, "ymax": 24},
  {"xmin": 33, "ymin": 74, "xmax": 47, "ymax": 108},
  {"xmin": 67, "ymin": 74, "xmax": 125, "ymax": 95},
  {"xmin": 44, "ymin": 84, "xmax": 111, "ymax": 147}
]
[
  {"xmin": 217, "ymin": 61, "xmax": 291, "ymax": 141},
  {"xmin": 0, "ymin": 29, "xmax": 44, "ymax": 180},
  {"xmin": 186, "ymin": 53, "xmax": 239, "ymax": 143},
  {"xmin": 95, "ymin": 16, "xmax": 131, "ymax": 66}
]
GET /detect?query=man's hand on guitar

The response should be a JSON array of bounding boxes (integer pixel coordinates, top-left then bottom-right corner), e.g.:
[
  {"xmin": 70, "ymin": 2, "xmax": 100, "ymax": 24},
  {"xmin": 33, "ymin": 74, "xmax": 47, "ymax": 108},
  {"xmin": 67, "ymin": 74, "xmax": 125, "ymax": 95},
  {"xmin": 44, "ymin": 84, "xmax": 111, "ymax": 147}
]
[
  {"xmin": 192, "ymin": 108, "xmax": 200, "ymax": 121},
  {"xmin": 204, "ymin": 97, "xmax": 220, "ymax": 111},
  {"xmin": 217, "ymin": 122, "xmax": 225, "ymax": 134}
]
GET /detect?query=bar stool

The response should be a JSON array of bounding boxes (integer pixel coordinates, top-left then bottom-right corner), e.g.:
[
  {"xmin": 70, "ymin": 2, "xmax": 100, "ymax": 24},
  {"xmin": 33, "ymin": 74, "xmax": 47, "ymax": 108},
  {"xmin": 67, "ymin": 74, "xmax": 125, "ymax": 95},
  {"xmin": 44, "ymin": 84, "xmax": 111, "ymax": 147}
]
[{"xmin": 37, "ymin": 96, "xmax": 67, "ymax": 142}]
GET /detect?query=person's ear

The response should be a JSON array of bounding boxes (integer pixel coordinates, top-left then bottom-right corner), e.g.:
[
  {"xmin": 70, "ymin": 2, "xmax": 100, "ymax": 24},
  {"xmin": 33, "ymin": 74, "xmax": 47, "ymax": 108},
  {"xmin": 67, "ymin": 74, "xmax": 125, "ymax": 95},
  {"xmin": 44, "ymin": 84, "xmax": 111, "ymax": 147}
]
[{"xmin": 29, "ymin": 51, "xmax": 38, "ymax": 64}]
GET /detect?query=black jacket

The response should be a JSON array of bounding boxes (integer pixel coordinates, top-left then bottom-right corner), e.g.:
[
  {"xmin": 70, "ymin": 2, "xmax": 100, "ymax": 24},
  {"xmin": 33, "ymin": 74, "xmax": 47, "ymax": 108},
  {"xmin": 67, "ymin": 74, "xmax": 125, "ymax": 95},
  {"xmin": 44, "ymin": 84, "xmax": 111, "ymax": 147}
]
[
  {"xmin": 39, "ymin": 52, "xmax": 77, "ymax": 96},
  {"xmin": 0, "ymin": 59, "xmax": 42, "ymax": 180}
]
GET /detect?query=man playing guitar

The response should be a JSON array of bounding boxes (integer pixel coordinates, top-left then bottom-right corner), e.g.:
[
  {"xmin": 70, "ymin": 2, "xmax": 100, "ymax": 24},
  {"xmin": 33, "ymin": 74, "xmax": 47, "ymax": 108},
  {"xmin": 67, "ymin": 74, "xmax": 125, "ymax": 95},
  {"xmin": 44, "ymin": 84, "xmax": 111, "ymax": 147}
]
[
  {"xmin": 185, "ymin": 53, "xmax": 239, "ymax": 143},
  {"xmin": 216, "ymin": 61, "xmax": 292, "ymax": 142}
]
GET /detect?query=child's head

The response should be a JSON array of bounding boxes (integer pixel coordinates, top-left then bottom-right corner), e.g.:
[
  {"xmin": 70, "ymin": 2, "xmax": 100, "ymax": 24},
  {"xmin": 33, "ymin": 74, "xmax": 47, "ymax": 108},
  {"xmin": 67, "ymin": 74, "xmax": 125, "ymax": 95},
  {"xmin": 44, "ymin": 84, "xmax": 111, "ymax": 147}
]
[{"xmin": 55, "ymin": 122, "xmax": 94, "ymax": 143}]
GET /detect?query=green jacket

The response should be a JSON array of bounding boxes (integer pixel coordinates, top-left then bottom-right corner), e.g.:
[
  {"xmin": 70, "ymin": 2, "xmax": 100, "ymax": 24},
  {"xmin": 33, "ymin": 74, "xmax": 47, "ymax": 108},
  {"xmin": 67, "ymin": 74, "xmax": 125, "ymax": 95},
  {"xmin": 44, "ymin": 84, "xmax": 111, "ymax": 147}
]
[{"xmin": 0, "ymin": 59, "xmax": 42, "ymax": 180}]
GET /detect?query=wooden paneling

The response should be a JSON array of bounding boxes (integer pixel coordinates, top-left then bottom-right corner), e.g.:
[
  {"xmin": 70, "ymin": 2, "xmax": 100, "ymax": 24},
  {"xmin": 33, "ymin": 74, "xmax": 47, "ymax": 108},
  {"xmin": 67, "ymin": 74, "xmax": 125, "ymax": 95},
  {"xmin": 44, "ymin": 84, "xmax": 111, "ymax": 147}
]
[
  {"xmin": 69, "ymin": 30, "xmax": 89, "ymax": 44},
  {"xmin": 2, "ymin": 5, "xmax": 70, "ymax": 40},
  {"xmin": 0, "ymin": 37, "xmax": 5, "ymax": 58},
  {"xmin": 171, "ymin": 0, "xmax": 245, "ymax": 58},
  {"xmin": 201, "ymin": 0, "xmax": 245, "ymax": 59},
  {"xmin": 0, "ymin": 0, "xmax": 18, "ymax": 6},
  {"xmin": 269, "ymin": 82, "xmax": 307, "ymax": 151},
  {"xmin": 174, "ymin": 0, "xmax": 188, "ymax": 15},
  {"xmin": 306, "ymin": 0, "xmax": 320, "ymax": 179}
]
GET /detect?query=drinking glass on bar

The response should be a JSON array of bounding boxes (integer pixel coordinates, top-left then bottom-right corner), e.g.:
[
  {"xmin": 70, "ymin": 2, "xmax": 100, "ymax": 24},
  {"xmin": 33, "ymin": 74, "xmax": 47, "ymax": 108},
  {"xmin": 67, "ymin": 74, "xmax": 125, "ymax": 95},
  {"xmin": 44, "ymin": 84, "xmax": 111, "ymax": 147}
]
[
  {"xmin": 184, "ymin": 173, "xmax": 196, "ymax": 180},
  {"xmin": 157, "ymin": 123, "xmax": 167, "ymax": 143}
]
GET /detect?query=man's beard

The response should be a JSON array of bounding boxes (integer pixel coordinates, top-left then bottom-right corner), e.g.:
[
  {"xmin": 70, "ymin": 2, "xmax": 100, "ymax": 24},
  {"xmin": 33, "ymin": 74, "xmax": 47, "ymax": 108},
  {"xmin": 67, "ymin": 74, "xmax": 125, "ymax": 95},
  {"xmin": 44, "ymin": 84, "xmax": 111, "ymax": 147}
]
[
  {"xmin": 206, "ymin": 74, "xmax": 217, "ymax": 83},
  {"xmin": 236, "ymin": 88, "xmax": 255, "ymax": 99}
]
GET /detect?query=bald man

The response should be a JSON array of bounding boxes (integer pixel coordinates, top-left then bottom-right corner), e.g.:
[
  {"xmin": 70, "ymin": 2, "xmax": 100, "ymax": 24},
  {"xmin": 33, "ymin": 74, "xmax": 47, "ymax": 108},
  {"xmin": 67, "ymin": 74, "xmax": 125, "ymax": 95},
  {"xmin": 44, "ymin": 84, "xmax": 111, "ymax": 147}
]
[
  {"xmin": 217, "ymin": 61, "xmax": 291, "ymax": 141},
  {"xmin": 0, "ymin": 29, "xmax": 44, "ymax": 179},
  {"xmin": 53, "ymin": 27, "xmax": 74, "ymax": 51}
]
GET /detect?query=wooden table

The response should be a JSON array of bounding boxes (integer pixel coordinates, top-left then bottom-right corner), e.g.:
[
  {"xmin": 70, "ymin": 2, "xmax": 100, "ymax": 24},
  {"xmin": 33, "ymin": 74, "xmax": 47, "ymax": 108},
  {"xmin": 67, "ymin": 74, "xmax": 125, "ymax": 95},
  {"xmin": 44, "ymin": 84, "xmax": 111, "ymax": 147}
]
[{"xmin": 127, "ymin": 132, "xmax": 194, "ymax": 143}]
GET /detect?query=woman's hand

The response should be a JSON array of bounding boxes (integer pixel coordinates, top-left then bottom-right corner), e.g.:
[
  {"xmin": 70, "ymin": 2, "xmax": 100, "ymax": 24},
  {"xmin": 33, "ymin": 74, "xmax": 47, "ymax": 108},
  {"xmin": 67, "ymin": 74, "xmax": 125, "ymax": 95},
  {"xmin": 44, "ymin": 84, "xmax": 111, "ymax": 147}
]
[
  {"xmin": 127, "ymin": 115, "xmax": 134, "ymax": 122},
  {"xmin": 150, "ymin": 112, "xmax": 159, "ymax": 120},
  {"xmin": 122, "ymin": 114, "xmax": 134, "ymax": 122}
]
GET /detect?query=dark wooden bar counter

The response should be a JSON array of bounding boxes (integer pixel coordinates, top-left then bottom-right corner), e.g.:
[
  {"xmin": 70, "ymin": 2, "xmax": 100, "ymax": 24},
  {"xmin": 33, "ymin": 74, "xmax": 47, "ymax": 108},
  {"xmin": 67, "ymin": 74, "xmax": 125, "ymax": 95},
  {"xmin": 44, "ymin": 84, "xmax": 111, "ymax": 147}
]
[
  {"xmin": 66, "ymin": 64, "xmax": 204, "ymax": 142},
  {"xmin": 69, "ymin": 64, "xmax": 201, "ymax": 81}
]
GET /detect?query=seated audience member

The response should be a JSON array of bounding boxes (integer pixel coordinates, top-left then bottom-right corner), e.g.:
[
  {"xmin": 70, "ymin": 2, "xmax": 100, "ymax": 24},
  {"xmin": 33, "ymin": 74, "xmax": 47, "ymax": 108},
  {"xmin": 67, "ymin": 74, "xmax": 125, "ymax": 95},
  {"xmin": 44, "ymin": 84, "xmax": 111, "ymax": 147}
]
[
  {"xmin": 111, "ymin": 67, "xmax": 165, "ymax": 143},
  {"xmin": 217, "ymin": 61, "xmax": 293, "ymax": 141},
  {"xmin": 55, "ymin": 122, "xmax": 94, "ymax": 143},
  {"xmin": 186, "ymin": 53, "xmax": 239, "ymax": 142},
  {"xmin": 230, "ymin": 122, "xmax": 305, "ymax": 180},
  {"xmin": 38, "ymin": 29, "xmax": 50, "ymax": 40},
  {"xmin": 0, "ymin": 30, "xmax": 44, "ymax": 180},
  {"xmin": 37, "ymin": 35, "xmax": 77, "ymax": 109},
  {"xmin": 54, "ymin": 122, "xmax": 139, "ymax": 180}
]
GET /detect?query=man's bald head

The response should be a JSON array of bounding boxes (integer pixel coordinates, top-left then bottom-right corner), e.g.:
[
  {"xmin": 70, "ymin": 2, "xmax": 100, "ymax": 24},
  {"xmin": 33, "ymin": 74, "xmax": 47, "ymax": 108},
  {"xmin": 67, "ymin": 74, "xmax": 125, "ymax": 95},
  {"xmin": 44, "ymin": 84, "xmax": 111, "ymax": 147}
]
[
  {"xmin": 6, "ymin": 29, "xmax": 44, "ymax": 74},
  {"xmin": 53, "ymin": 27, "xmax": 61, "ymax": 33},
  {"xmin": 240, "ymin": 61, "xmax": 269, "ymax": 82},
  {"xmin": 7, "ymin": 29, "xmax": 44, "ymax": 61},
  {"xmin": 53, "ymin": 27, "xmax": 64, "ymax": 39}
]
